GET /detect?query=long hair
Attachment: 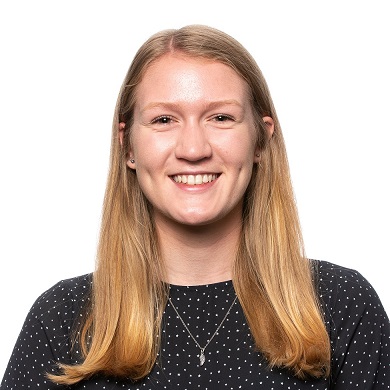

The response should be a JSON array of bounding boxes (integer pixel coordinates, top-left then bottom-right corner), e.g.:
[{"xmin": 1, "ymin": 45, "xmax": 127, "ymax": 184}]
[{"xmin": 49, "ymin": 24, "xmax": 330, "ymax": 384}]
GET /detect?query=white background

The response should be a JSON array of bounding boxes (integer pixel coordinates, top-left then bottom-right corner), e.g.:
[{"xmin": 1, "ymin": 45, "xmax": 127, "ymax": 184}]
[{"xmin": 1, "ymin": 0, "xmax": 389, "ymax": 381}]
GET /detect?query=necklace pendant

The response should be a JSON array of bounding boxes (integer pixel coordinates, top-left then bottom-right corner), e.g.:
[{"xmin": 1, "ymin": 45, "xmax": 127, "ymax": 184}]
[{"xmin": 199, "ymin": 350, "xmax": 206, "ymax": 366}]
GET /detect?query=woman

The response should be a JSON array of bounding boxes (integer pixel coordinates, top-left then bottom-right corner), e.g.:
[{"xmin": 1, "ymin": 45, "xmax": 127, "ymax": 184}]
[{"xmin": 1, "ymin": 25, "xmax": 389, "ymax": 389}]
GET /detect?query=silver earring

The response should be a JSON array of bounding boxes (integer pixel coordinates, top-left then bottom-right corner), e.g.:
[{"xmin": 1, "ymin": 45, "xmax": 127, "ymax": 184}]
[
  {"xmin": 130, "ymin": 159, "xmax": 135, "ymax": 163},
  {"xmin": 256, "ymin": 153, "xmax": 260, "ymax": 157}
]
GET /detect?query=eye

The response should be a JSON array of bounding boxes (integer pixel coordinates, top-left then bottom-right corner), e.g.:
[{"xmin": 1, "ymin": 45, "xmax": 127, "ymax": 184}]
[
  {"xmin": 212, "ymin": 114, "xmax": 234, "ymax": 122},
  {"xmin": 151, "ymin": 115, "xmax": 174, "ymax": 125}
]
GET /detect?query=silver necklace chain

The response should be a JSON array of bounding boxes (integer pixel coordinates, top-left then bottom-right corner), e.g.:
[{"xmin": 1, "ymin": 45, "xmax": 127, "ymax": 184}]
[{"xmin": 167, "ymin": 293, "xmax": 238, "ymax": 366}]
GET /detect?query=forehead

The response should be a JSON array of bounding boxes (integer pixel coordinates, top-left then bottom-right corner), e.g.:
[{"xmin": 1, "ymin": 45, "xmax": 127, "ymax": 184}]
[{"xmin": 136, "ymin": 54, "xmax": 250, "ymax": 105}]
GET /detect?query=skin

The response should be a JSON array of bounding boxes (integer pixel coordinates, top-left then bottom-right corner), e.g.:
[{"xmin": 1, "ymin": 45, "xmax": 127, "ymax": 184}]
[{"xmin": 120, "ymin": 53, "xmax": 274, "ymax": 285}]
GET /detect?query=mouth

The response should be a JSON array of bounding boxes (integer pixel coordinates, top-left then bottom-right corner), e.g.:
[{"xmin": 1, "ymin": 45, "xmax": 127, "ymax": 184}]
[{"xmin": 171, "ymin": 173, "xmax": 219, "ymax": 185}]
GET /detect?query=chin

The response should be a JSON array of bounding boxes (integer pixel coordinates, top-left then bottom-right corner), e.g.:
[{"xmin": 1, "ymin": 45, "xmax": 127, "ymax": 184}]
[
  {"xmin": 170, "ymin": 210, "xmax": 227, "ymax": 227},
  {"xmin": 175, "ymin": 216, "xmax": 216, "ymax": 227}
]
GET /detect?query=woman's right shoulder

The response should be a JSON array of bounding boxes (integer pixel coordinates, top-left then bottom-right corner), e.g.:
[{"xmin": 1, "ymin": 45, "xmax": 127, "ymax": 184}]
[
  {"xmin": 37, "ymin": 273, "xmax": 93, "ymax": 299},
  {"xmin": 28, "ymin": 273, "xmax": 93, "ymax": 326}
]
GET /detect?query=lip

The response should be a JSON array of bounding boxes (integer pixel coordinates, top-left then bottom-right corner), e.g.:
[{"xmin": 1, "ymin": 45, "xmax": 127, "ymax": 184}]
[{"xmin": 169, "ymin": 173, "xmax": 221, "ymax": 186}]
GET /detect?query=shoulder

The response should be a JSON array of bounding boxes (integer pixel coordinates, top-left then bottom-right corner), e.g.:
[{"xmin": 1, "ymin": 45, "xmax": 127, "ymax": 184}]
[
  {"xmin": 310, "ymin": 260, "xmax": 390, "ymax": 385},
  {"xmin": 312, "ymin": 259, "xmax": 382, "ymax": 308},
  {"xmin": 314, "ymin": 259, "xmax": 368, "ymax": 284},
  {"xmin": 37, "ymin": 273, "xmax": 93, "ymax": 301},
  {"xmin": 4, "ymin": 273, "xmax": 94, "ymax": 374},
  {"xmin": 28, "ymin": 273, "xmax": 93, "ymax": 326},
  {"xmin": 311, "ymin": 259, "xmax": 389, "ymax": 331}
]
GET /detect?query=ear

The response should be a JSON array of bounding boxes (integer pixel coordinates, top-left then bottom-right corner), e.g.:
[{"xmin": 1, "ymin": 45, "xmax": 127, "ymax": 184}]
[
  {"xmin": 119, "ymin": 122, "xmax": 136, "ymax": 170},
  {"xmin": 254, "ymin": 116, "xmax": 275, "ymax": 163},
  {"xmin": 262, "ymin": 116, "xmax": 275, "ymax": 139},
  {"xmin": 118, "ymin": 122, "xmax": 126, "ymax": 146}
]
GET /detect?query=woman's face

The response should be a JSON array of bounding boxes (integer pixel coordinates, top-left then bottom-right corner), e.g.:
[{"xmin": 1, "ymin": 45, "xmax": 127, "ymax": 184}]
[{"xmin": 123, "ymin": 54, "xmax": 273, "ymax": 228}]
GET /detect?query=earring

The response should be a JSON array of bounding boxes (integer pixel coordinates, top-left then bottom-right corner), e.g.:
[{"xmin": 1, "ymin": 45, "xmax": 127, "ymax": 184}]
[
  {"xmin": 130, "ymin": 159, "xmax": 135, "ymax": 163},
  {"xmin": 256, "ymin": 153, "xmax": 260, "ymax": 157}
]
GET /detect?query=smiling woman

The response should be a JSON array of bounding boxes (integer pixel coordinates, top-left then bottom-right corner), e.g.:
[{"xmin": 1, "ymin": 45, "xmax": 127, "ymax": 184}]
[
  {"xmin": 124, "ymin": 54, "xmax": 269, "ymax": 230},
  {"xmin": 1, "ymin": 24, "xmax": 389, "ymax": 390}
]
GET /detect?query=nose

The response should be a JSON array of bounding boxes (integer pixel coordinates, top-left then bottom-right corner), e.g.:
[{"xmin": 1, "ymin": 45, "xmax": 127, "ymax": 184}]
[{"xmin": 175, "ymin": 119, "xmax": 212, "ymax": 161}]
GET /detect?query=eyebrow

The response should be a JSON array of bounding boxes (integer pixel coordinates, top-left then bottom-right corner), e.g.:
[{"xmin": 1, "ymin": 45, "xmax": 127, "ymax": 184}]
[{"xmin": 141, "ymin": 99, "xmax": 243, "ymax": 113}]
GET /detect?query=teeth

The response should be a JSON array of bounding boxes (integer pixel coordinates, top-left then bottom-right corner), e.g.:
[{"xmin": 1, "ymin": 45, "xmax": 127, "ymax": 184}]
[{"xmin": 172, "ymin": 174, "xmax": 218, "ymax": 185}]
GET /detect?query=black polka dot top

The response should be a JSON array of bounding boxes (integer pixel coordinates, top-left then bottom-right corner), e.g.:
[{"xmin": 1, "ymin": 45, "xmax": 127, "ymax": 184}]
[{"xmin": 1, "ymin": 260, "xmax": 389, "ymax": 389}]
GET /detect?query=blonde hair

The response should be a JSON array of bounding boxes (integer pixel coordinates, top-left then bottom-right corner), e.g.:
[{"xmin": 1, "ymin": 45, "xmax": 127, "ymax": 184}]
[{"xmin": 50, "ymin": 24, "xmax": 330, "ymax": 384}]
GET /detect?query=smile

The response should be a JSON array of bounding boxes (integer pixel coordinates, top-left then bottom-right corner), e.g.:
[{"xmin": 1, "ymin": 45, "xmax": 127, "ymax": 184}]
[{"xmin": 171, "ymin": 174, "xmax": 218, "ymax": 185}]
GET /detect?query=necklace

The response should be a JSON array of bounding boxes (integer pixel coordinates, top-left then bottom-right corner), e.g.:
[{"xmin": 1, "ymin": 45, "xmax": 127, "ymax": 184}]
[{"xmin": 168, "ymin": 292, "xmax": 238, "ymax": 366}]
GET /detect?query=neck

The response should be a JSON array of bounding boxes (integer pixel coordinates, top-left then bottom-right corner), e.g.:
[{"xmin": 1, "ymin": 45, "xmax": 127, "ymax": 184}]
[{"xmin": 155, "ymin": 213, "xmax": 242, "ymax": 286}]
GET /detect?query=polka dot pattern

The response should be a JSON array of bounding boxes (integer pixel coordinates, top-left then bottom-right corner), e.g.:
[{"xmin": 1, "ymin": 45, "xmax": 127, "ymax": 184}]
[{"xmin": 1, "ymin": 260, "xmax": 389, "ymax": 389}]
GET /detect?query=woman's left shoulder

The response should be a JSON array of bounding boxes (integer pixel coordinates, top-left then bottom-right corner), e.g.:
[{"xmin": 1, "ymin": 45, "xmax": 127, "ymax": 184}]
[
  {"xmin": 310, "ymin": 259, "xmax": 388, "ymax": 320},
  {"xmin": 312, "ymin": 258, "xmax": 369, "ymax": 281},
  {"xmin": 310, "ymin": 259, "xmax": 390, "ymax": 386}
]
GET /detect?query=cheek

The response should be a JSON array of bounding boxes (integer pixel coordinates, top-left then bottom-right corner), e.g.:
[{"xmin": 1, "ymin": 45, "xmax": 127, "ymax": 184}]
[
  {"xmin": 224, "ymin": 133, "xmax": 257, "ymax": 168},
  {"xmin": 131, "ymin": 132, "xmax": 172, "ymax": 169}
]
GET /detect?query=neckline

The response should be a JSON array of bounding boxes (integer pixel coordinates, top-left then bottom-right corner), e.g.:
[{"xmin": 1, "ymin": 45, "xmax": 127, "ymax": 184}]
[{"xmin": 168, "ymin": 279, "xmax": 233, "ymax": 292}]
